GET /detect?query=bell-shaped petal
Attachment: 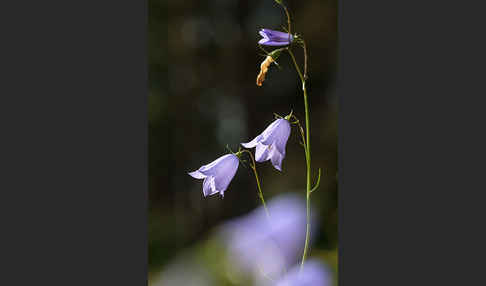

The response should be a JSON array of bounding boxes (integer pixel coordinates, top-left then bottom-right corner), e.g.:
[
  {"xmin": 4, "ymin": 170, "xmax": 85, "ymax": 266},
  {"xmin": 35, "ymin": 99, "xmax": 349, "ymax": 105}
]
[
  {"xmin": 241, "ymin": 118, "xmax": 291, "ymax": 171},
  {"xmin": 188, "ymin": 154, "xmax": 239, "ymax": 197},
  {"xmin": 258, "ymin": 29, "xmax": 293, "ymax": 46}
]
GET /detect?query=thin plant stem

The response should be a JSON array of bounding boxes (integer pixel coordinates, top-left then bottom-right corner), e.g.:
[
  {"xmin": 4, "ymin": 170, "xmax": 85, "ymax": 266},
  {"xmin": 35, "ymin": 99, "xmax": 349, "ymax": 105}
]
[
  {"xmin": 290, "ymin": 114, "xmax": 307, "ymax": 149},
  {"xmin": 302, "ymin": 39, "xmax": 308, "ymax": 79},
  {"xmin": 288, "ymin": 49, "xmax": 304, "ymax": 82},
  {"xmin": 282, "ymin": 5, "xmax": 292, "ymax": 43},
  {"xmin": 240, "ymin": 149, "xmax": 270, "ymax": 219},
  {"xmin": 301, "ymin": 84, "xmax": 311, "ymax": 271},
  {"xmin": 288, "ymin": 47, "xmax": 312, "ymax": 271},
  {"xmin": 279, "ymin": 1, "xmax": 315, "ymax": 271}
]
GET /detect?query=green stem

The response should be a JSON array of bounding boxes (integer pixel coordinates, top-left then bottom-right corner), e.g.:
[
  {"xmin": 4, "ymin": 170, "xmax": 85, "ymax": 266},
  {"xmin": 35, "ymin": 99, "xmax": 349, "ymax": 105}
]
[
  {"xmin": 253, "ymin": 163, "xmax": 270, "ymax": 219},
  {"xmin": 288, "ymin": 49, "xmax": 304, "ymax": 82},
  {"xmin": 288, "ymin": 48, "xmax": 312, "ymax": 271},
  {"xmin": 241, "ymin": 150, "xmax": 270, "ymax": 219},
  {"xmin": 301, "ymin": 85, "xmax": 311, "ymax": 270}
]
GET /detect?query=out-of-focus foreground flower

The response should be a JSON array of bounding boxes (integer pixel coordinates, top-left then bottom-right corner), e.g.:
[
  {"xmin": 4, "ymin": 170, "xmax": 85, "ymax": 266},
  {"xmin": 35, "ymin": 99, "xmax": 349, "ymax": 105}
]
[
  {"xmin": 275, "ymin": 259, "xmax": 332, "ymax": 286},
  {"xmin": 188, "ymin": 154, "xmax": 239, "ymax": 197},
  {"xmin": 241, "ymin": 118, "xmax": 291, "ymax": 171},
  {"xmin": 258, "ymin": 29, "xmax": 293, "ymax": 46},
  {"xmin": 151, "ymin": 194, "xmax": 326, "ymax": 286},
  {"xmin": 220, "ymin": 194, "xmax": 311, "ymax": 283}
]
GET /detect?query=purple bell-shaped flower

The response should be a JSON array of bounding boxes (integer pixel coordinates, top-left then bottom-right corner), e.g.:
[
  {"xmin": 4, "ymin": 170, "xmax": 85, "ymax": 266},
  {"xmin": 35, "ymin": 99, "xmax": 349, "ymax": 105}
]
[
  {"xmin": 258, "ymin": 28, "xmax": 294, "ymax": 46},
  {"xmin": 241, "ymin": 118, "xmax": 291, "ymax": 171},
  {"xmin": 188, "ymin": 154, "xmax": 239, "ymax": 197}
]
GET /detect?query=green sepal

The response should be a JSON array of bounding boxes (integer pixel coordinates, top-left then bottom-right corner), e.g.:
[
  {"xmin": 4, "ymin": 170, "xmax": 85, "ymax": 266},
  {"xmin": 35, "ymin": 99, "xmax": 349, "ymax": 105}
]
[{"xmin": 268, "ymin": 48, "xmax": 286, "ymax": 62}]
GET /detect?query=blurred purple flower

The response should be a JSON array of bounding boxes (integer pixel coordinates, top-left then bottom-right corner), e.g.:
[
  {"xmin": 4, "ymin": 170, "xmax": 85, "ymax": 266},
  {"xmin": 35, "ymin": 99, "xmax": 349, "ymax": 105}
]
[
  {"xmin": 275, "ymin": 259, "xmax": 332, "ymax": 286},
  {"xmin": 241, "ymin": 118, "xmax": 291, "ymax": 171},
  {"xmin": 258, "ymin": 29, "xmax": 293, "ymax": 46},
  {"xmin": 220, "ymin": 194, "xmax": 310, "ymax": 281},
  {"xmin": 188, "ymin": 154, "xmax": 239, "ymax": 197}
]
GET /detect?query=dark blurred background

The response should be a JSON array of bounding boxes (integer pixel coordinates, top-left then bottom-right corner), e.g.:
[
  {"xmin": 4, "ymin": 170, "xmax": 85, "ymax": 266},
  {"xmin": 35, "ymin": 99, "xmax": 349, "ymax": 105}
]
[{"xmin": 149, "ymin": 0, "xmax": 337, "ymax": 282}]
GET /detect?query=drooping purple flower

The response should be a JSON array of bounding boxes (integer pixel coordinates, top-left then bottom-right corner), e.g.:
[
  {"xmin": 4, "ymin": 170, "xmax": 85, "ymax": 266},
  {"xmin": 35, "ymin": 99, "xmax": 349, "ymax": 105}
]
[
  {"xmin": 241, "ymin": 118, "xmax": 291, "ymax": 171},
  {"xmin": 188, "ymin": 154, "xmax": 239, "ymax": 197},
  {"xmin": 258, "ymin": 28, "xmax": 293, "ymax": 46},
  {"xmin": 275, "ymin": 259, "xmax": 332, "ymax": 286}
]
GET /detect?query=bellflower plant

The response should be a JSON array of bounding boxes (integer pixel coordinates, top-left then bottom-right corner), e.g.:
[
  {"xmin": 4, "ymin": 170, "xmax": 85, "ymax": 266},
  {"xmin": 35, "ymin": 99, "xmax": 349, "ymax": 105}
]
[
  {"xmin": 188, "ymin": 154, "xmax": 239, "ymax": 197},
  {"xmin": 241, "ymin": 118, "xmax": 291, "ymax": 171},
  {"xmin": 188, "ymin": 0, "xmax": 325, "ymax": 277},
  {"xmin": 256, "ymin": 0, "xmax": 323, "ymax": 271}
]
